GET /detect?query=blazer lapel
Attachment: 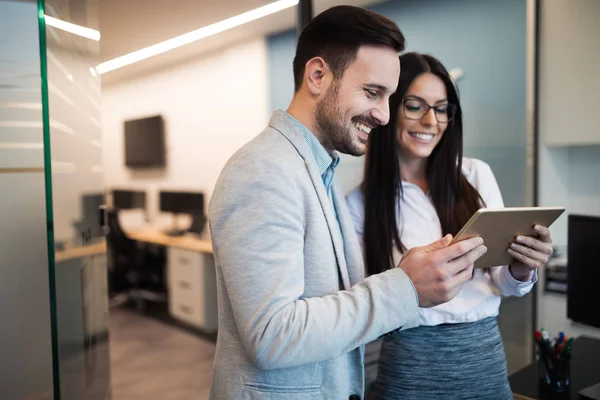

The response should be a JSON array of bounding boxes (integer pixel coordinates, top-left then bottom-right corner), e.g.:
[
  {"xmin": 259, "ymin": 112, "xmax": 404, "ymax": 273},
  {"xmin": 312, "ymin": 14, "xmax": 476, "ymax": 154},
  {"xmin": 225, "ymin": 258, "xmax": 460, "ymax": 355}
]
[{"xmin": 269, "ymin": 110, "xmax": 351, "ymax": 290}]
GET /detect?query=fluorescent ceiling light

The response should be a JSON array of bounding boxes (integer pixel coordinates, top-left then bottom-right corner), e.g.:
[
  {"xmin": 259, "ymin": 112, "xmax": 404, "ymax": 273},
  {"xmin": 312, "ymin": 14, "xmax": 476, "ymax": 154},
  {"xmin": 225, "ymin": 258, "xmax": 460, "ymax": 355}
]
[
  {"xmin": 96, "ymin": 0, "xmax": 299, "ymax": 75},
  {"xmin": 44, "ymin": 15, "xmax": 101, "ymax": 41}
]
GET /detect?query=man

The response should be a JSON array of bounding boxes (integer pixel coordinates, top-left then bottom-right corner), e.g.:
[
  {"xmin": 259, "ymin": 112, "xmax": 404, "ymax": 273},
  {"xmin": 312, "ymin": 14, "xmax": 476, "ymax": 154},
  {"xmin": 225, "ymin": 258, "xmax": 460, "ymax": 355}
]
[{"xmin": 208, "ymin": 6, "xmax": 487, "ymax": 399}]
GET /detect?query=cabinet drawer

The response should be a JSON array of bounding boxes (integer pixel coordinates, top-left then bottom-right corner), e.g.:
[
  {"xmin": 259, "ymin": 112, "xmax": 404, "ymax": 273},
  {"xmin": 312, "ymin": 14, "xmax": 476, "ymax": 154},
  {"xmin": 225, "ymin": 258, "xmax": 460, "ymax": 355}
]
[
  {"xmin": 170, "ymin": 280, "xmax": 201, "ymax": 309},
  {"xmin": 170, "ymin": 297, "xmax": 202, "ymax": 326},
  {"xmin": 167, "ymin": 249, "xmax": 218, "ymax": 331},
  {"xmin": 168, "ymin": 247, "xmax": 203, "ymax": 289},
  {"xmin": 171, "ymin": 278, "xmax": 201, "ymax": 296},
  {"xmin": 168, "ymin": 247, "xmax": 203, "ymax": 268}
]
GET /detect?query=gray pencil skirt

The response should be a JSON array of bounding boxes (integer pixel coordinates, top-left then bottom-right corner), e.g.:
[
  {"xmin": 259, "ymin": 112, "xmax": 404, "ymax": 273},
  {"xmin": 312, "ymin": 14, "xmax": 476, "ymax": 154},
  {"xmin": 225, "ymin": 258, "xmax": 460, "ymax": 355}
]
[{"xmin": 369, "ymin": 316, "xmax": 513, "ymax": 400}]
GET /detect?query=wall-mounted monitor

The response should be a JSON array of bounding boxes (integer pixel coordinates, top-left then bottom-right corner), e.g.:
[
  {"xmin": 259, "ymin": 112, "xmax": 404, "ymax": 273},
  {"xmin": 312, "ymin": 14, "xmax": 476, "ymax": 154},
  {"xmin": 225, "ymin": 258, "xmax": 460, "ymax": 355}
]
[{"xmin": 124, "ymin": 115, "xmax": 166, "ymax": 168}]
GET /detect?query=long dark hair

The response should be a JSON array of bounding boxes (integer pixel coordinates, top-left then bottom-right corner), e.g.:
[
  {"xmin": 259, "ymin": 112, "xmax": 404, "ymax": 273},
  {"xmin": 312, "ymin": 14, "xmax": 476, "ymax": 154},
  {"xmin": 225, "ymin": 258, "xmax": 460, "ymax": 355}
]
[{"xmin": 362, "ymin": 52, "xmax": 484, "ymax": 276}]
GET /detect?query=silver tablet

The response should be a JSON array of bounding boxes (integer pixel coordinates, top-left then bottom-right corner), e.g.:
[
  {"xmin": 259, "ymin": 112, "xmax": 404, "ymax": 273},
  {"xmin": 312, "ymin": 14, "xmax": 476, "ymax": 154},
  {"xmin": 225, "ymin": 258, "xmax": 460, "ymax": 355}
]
[{"xmin": 451, "ymin": 207, "xmax": 565, "ymax": 268}]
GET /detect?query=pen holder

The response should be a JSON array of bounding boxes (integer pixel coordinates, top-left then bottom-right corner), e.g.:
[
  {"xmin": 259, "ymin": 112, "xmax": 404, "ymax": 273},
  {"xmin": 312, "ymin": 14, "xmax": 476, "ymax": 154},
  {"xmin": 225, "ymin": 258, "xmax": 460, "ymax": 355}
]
[{"xmin": 538, "ymin": 355, "xmax": 571, "ymax": 397}]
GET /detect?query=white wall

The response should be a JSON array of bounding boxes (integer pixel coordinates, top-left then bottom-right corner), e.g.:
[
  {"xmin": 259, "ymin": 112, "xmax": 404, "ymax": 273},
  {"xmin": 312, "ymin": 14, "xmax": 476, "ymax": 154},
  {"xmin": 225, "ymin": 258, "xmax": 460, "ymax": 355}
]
[
  {"xmin": 102, "ymin": 38, "xmax": 270, "ymax": 224},
  {"xmin": 537, "ymin": 0, "xmax": 600, "ymax": 338}
]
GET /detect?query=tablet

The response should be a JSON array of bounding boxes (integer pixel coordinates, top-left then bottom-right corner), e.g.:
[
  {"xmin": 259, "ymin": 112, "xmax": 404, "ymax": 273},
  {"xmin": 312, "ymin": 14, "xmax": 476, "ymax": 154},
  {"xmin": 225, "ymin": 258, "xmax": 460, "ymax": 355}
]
[{"xmin": 451, "ymin": 207, "xmax": 565, "ymax": 268}]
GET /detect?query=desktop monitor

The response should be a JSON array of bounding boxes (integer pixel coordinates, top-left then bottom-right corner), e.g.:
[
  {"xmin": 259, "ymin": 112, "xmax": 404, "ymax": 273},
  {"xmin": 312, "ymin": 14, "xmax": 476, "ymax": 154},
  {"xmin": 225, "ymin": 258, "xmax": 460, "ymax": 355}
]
[
  {"xmin": 112, "ymin": 190, "xmax": 146, "ymax": 210},
  {"xmin": 80, "ymin": 193, "xmax": 105, "ymax": 239},
  {"xmin": 159, "ymin": 191, "xmax": 204, "ymax": 215},
  {"xmin": 567, "ymin": 214, "xmax": 600, "ymax": 329}
]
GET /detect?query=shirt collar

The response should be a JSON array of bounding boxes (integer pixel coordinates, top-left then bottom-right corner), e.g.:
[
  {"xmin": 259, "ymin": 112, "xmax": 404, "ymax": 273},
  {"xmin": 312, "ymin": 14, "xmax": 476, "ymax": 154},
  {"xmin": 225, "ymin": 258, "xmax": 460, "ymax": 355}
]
[{"xmin": 281, "ymin": 110, "xmax": 338, "ymax": 176}]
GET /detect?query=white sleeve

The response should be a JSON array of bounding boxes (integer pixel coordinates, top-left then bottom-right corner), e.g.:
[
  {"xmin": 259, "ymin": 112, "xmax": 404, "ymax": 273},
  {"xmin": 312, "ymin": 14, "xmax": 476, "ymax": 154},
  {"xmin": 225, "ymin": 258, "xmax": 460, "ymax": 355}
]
[
  {"xmin": 345, "ymin": 187, "xmax": 366, "ymax": 255},
  {"xmin": 346, "ymin": 186, "xmax": 420, "ymax": 307},
  {"xmin": 471, "ymin": 159, "xmax": 538, "ymax": 296}
]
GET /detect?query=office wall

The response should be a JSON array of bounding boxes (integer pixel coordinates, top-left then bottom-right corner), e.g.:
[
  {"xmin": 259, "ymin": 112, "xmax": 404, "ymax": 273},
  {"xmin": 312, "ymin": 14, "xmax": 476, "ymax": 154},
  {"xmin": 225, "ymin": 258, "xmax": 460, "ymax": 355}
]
[
  {"xmin": 102, "ymin": 38, "xmax": 270, "ymax": 223},
  {"xmin": 268, "ymin": 0, "xmax": 529, "ymax": 205},
  {"xmin": 536, "ymin": 0, "xmax": 600, "ymax": 338},
  {"xmin": 538, "ymin": 147, "xmax": 600, "ymax": 246}
]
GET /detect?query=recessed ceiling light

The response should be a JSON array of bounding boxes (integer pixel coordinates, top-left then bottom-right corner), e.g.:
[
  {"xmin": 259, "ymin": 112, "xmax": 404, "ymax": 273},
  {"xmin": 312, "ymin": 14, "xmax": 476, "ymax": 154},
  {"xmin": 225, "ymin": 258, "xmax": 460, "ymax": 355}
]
[
  {"xmin": 44, "ymin": 15, "xmax": 101, "ymax": 41},
  {"xmin": 96, "ymin": 0, "xmax": 299, "ymax": 75}
]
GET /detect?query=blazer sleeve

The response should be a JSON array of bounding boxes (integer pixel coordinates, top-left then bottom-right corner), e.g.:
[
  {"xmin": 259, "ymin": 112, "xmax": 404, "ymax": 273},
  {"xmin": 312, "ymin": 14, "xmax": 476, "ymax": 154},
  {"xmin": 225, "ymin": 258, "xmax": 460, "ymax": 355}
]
[{"xmin": 209, "ymin": 156, "xmax": 419, "ymax": 370}]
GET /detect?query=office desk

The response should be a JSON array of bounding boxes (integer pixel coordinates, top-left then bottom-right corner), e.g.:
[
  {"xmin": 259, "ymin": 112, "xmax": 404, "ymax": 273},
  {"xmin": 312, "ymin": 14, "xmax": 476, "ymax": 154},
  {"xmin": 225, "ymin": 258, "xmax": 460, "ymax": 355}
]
[
  {"xmin": 54, "ymin": 241, "xmax": 109, "ymax": 348},
  {"xmin": 125, "ymin": 226, "xmax": 212, "ymax": 253},
  {"xmin": 510, "ymin": 336, "xmax": 600, "ymax": 399},
  {"xmin": 124, "ymin": 226, "xmax": 217, "ymax": 332},
  {"xmin": 55, "ymin": 241, "xmax": 107, "ymax": 262}
]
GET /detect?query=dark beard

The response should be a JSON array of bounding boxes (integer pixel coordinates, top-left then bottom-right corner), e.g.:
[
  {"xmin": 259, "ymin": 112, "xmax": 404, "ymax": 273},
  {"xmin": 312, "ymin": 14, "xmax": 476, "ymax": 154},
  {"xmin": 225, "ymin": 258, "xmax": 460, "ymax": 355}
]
[{"xmin": 314, "ymin": 83, "xmax": 364, "ymax": 157}]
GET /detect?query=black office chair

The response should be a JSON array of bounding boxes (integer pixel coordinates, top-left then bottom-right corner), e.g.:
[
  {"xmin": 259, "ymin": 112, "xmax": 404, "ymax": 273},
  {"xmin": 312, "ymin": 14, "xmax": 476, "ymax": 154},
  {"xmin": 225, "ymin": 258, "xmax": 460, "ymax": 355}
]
[{"xmin": 106, "ymin": 210, "xmax": 166, "ymax": 310}]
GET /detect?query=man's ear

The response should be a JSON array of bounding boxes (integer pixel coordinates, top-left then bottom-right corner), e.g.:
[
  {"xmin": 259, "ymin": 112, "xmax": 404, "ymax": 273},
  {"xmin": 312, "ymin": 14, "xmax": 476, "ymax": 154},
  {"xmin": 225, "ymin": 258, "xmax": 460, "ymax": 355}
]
[{"xmin": 304, "ymin": 57, "xmax": 331, "ymax": 96}]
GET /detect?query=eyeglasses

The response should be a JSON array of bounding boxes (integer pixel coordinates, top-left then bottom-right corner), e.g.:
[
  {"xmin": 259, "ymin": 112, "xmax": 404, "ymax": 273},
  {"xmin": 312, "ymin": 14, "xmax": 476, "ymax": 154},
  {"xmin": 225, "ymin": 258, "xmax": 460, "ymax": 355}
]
[{"xmin": 401, "ymin": 97, "xmax": 457, "ymax": 123}]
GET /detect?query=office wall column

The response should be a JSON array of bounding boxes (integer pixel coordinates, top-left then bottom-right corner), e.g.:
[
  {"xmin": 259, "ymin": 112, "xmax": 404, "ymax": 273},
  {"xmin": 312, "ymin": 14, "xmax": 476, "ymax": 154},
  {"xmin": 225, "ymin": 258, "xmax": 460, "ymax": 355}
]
[
  {"xmin": 296, "ymin": 0, "xmax": 313, "ymax": 36},
  {"xmin": 527, "ymin": 0, "xmax": 540, "ymax": 361}
]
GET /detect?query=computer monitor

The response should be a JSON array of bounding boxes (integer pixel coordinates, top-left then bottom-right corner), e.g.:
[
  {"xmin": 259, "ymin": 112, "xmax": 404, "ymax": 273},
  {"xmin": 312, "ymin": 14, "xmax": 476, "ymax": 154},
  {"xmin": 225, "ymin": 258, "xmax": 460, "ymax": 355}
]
[
  {"xmin": 112, "ymin": 190, "xmax": 146, "ymax": 210},
  {"xmin": 80, "ymin": 193, "xmax": 105, "ymax": 239},
  {"xmin": 159, "ymin": 191, "xmax": 204, "ymax": 236},
  {"xmin": 567, "ymin": 214, "xmax": 600, "ymax": 399},
  {"xmin": 567, "ymin": 214, "xmax": 600, "ymax": 329},
  {"xmin": 159, "ymin": 191, "xmax": 204, "ymax": 215}
]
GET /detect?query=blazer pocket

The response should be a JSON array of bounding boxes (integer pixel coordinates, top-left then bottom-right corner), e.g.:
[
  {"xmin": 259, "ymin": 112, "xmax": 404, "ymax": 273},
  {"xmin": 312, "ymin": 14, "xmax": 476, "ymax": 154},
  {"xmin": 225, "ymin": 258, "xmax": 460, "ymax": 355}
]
[{"xmin": 242, "ymin": 382, "xmax": 322, "ymax": 399}]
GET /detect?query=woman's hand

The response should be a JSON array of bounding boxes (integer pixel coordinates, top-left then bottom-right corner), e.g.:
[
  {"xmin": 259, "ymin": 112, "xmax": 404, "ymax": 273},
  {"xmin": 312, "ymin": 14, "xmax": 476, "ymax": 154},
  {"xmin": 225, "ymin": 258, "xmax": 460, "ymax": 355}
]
[{"xmin": 507, "ymin": 225, "xmax": 553, "ymax": 281}]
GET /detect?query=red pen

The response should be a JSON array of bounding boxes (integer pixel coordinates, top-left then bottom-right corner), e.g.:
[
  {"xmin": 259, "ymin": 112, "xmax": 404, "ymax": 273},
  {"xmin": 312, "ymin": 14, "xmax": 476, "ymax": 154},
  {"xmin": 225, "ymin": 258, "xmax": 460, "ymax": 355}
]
[{"xmin": 554, "ymin": 342, "xmax": 565, "ymax": 357}]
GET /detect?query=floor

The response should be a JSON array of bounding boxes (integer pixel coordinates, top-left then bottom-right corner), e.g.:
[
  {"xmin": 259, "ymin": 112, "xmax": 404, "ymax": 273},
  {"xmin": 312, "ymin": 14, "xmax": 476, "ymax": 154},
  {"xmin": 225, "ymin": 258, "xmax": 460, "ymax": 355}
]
[{"xmin": 109, "ymin": 308, "xmax": 215, "ymax": 400}]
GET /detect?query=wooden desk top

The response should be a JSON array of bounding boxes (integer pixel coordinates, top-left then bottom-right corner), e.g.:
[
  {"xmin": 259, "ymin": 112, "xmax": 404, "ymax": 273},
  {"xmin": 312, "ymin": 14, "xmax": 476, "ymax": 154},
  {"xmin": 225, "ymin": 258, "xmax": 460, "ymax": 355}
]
[
  {"xmin": 55, "ymin": 241, "xmax": 107, "ymax": 262},
  {"xmin": 125, "ymin": 226, "xmax": 213, "ymax": 254}
]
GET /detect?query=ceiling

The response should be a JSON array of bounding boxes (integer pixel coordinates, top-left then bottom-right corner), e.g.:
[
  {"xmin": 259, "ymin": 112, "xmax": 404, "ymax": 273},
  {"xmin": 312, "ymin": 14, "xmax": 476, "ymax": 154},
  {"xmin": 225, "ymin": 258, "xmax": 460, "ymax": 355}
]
[{"xmin": 98, "ymin": 0, "xmax": 384, "ymax": 85}]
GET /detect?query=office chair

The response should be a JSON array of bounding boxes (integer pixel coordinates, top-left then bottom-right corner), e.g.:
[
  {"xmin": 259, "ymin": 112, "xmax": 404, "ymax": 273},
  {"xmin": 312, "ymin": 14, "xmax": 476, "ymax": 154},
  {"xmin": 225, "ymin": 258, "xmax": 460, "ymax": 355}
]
[{"xmin": 106, "ymin": 210, "xmax": 166, "ymax": 310}]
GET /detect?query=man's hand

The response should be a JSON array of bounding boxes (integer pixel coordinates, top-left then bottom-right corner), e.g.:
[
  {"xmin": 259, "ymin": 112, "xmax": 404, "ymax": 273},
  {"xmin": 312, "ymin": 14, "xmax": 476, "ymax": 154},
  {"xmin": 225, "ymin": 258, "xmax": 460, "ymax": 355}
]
[
  {"xmin": 508, "ymin": 225, "xmax": 553, "ymax": 281},
  {"xmin": 398, "ymin": 235, "xmax": 487, "ymax": 308}
]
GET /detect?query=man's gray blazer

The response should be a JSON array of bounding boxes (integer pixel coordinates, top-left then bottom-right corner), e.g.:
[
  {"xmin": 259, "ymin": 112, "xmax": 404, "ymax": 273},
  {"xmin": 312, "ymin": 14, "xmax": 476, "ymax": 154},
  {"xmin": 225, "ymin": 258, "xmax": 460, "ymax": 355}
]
[{"xmin": 208, "ymin": 110, "xmax": 419, "ymax": 400}]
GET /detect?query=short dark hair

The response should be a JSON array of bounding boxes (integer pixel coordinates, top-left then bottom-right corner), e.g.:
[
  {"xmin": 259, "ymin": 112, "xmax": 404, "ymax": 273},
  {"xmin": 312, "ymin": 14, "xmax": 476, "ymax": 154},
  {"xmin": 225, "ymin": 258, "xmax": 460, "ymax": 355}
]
[{"xmin": 292, "ymin": 6, "xmax": 406, "ymax": 92}]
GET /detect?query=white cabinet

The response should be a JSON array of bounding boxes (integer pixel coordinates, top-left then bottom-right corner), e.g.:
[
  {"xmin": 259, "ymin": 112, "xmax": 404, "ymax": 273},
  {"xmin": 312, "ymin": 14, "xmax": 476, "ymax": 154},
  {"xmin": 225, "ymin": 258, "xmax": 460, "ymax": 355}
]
[
  {"xmin": 539, "ymin": 0, "xmax": 600, "ymax": 146},
  {"xmin": 167, "ymin": 247, "xmax": 217, "ymax": 332}
]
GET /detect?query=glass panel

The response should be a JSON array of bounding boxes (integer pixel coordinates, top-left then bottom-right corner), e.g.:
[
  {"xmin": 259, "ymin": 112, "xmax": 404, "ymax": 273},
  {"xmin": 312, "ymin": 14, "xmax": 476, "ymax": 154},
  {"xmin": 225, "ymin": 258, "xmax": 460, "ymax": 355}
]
[
  {"xmin": 0, "ymin": 0, "xmax": 54, "ymax": 398},
  {"xmin": 40, "ymin": 0, "xmax": 111, "ymax": 398}
]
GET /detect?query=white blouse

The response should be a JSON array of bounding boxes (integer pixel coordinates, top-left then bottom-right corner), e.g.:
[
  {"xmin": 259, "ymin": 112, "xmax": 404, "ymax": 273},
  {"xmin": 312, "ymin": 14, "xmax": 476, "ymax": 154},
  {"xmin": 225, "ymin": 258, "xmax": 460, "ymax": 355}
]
[{"xmin": 345, "ymin": 158, "xmax": 537, "ymax": 326}]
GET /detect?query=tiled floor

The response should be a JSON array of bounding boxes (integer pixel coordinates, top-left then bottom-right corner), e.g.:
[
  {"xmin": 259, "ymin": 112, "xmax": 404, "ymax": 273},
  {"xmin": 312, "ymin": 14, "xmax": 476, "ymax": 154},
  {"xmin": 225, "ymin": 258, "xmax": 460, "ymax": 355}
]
[{"xmin": 109, "ymin": 308, "xmax": 215, "ymax": 400}]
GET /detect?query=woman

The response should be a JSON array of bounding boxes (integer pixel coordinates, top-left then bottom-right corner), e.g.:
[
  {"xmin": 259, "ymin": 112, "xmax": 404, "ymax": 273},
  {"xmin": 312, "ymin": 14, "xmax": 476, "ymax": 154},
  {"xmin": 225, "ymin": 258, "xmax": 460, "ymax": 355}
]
[{"xmin": 346, "ymin": 52, "xmax": 553, "ymax": 399}]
